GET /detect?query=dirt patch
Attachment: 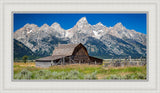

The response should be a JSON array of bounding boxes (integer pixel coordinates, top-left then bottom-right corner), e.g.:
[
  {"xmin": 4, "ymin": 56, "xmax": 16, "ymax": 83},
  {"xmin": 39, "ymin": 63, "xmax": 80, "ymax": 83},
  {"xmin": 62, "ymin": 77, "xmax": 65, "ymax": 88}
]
[{"xmin": 96, "ymin": 74, "xmax": 106, "ymax": 80}]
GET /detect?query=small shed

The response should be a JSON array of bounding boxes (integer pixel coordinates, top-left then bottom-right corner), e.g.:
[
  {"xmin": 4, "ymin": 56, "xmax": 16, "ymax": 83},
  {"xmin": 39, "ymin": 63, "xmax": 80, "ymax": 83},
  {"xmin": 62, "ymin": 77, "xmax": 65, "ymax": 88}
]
[{"xmin": 35, "ymin": 43, "xmax": 103, "ymax": 67}]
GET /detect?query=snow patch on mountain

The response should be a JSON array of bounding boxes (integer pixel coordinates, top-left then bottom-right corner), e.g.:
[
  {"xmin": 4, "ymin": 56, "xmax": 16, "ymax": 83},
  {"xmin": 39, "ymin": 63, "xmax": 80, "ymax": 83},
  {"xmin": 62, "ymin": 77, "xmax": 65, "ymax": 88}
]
[{"xmin": 27, "ymin": 30, "xmax": 32, "ymax": 34}]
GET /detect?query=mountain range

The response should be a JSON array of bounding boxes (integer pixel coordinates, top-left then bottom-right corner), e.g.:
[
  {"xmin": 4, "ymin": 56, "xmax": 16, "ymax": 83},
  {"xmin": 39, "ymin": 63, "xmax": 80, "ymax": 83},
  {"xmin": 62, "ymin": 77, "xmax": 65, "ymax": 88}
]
[{"xmin": 14, "ymin": 17, "xmax": 146, "ymax": 59}]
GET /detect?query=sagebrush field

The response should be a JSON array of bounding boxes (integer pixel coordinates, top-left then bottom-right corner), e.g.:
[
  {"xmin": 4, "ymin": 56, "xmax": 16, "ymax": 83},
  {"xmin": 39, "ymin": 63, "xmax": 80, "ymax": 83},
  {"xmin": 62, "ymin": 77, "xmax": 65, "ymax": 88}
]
[{"xmin": 13, "ymin": 62, "xmax": 146, "ymax": 80}]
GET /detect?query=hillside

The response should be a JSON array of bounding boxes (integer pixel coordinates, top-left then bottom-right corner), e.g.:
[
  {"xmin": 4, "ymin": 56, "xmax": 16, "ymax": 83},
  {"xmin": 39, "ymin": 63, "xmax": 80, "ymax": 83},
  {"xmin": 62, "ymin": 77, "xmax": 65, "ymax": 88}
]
[{"xmin": 14, "ymin": 39, "xmax": 39, "ymax": 60}]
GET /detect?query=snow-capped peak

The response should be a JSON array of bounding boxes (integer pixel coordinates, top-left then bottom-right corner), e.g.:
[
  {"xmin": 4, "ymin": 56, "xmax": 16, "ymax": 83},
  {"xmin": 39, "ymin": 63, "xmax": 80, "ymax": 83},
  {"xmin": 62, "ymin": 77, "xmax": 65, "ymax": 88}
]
[
  {"xmin": 51, "ymin": 22, "xmax": 64, "ymax": 31},
  {"xmin": 41, "ymin": 24, "xmax": 49, "ymax": 28},
  {"xmin": 114, "ymin": 22, "xmax": 124, "ymax": 28},
  {"xmin": 24, "ymin": 23, "xmax": 38, "ymax": 28},
  {"xmin": 39, "ymin": 24, "xmax": 49, "ymax": 30},
  {"xmin": 76, "ymin": 17, "xmax": 88, "ymax": 25},
  {"xmin": 78, "ymin": 17, "xmax": 87, "ymax": 22},
  {"xmin": 96, "ymin": 22, "xmax": 104, "ymax": 26},
  {"xmin": 24, "ymin": 23, "xmax": 30, "ymax": 27},
  {"xmin": 112, "ymin": 22, "xmax": 126, "ymax": 31},
  {"xmin": 51, "ymin": 22, "xmax": 60, "ymax": 27}
]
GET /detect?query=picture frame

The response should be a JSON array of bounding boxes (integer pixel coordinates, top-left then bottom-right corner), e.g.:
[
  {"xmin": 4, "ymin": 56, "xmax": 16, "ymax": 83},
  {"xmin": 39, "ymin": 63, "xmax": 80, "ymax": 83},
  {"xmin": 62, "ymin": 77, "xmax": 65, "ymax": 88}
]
[{"xmin": 0, "ymin": 0, "xmax": 160, "ymax": 93}]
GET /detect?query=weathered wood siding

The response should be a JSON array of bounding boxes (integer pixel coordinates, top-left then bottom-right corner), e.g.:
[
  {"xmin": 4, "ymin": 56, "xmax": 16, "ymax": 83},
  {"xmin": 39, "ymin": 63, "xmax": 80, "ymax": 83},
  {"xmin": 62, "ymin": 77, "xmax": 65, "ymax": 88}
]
[
  {"xmin": 72, "ymin": 45, "xmax": 90, "ymax": 63},
  {"xmin": 89, "ymin": 56, "xmax": 103, "ymax": 65},
  {"xmin": 35, "ymin": 61, "xmax": 51, "ymax": 68}
]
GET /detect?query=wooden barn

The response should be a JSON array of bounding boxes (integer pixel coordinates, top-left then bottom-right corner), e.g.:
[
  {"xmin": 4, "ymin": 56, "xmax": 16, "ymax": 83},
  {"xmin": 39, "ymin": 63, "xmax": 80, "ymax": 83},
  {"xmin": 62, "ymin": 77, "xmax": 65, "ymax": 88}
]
[{"xmin": 35, "ymin": 43, "xmax": 103, "ymax": 67}]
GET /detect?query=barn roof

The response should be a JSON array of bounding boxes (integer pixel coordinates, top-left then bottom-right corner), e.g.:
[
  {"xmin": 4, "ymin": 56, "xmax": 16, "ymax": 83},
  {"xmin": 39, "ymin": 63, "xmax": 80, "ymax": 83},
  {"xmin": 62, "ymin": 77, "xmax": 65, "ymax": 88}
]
[
  {"xmin": 36, "ymin": 55, "xmax": 68, "ymax": 61},
  {"xmin": 52, "ymin": 43, "xmax": 81, "ymax": 56}
]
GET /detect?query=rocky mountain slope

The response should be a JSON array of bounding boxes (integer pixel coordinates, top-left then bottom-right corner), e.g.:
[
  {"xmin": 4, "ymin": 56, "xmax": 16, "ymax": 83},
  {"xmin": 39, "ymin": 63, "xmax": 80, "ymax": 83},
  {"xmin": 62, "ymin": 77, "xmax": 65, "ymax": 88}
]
[
  {"xmin": 14, "ymin": 17, "xmax": 146, "ymax": 59},
  {"xmin": 14, "ymin": 39, "xmax": 39, "ymax": 60}
]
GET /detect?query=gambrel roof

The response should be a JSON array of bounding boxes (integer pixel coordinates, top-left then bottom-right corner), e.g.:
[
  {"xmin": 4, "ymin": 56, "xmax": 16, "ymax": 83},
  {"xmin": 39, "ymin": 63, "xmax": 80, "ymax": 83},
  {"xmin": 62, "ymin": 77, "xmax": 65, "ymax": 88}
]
[{"xmin": 36, "ymin": 43, "xmax": 88, "ymax": 61}]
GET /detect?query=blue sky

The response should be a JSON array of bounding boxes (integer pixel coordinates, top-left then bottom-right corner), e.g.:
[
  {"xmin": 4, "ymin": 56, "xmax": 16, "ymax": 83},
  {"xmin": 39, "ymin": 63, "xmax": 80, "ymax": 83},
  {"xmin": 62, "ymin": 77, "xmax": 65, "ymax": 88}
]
[{"xmin": 14, "ymin": 13, "xmax": 147, "ymax": 34}]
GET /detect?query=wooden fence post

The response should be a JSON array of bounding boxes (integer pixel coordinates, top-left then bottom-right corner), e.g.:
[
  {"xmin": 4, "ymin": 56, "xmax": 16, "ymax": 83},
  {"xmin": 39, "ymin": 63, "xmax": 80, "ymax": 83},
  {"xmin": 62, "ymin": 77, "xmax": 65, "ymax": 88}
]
[
  {"xmin": 88, "ymin": 59, "xmax": 90, "ymax": 65},
  {"xmin": 95, "ymin": 61, "xmax": 97, "ymax": 65},
  {"xmin": 137, "ymin": 60, "xmax": 139, "ymax": 66},
  {"xmin": 129, "ymin": 56, "xmax": 131, "ymax": 66},
  {"xmin": 144, "ymin": 58, "xmax": 146, "ymax": 65},
  {"xmin": 51, "ymin": 60, "xmax": 53, "ymax": 66},
  {"xmin": 140, "ymin": 56, "xmax": 142, "ymax": 66},
  {"xmin": 61, "ymin": 58, "xmax": 62, "ymax": 65},
  {"xmin": 125, "ymin": 57, "xmax": 127, "ymax": 66},
  {"xmin": 119, "ymin": 58, "xmax": 121, "ymax": 67},
  {"xmin": 63, "ymin": 57, "xmax": 65, "ymax": 65},
  {"xmin": 112, "ymin": 57, "xmax": 114, "ymax": 66}
]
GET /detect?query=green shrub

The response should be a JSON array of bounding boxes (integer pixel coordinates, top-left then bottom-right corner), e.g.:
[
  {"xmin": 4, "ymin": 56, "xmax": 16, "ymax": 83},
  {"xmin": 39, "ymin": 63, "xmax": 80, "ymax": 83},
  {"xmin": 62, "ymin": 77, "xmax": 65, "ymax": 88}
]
[
  {"xmin": 122, "ymin": 73, "xmax": 146, "ymax": 80},
  {"xmin": 70, "ymin": 70, "xmax": 80, "ymax": 76},
  {"xmin": 104, "ymin": 73, "xmax": 146, "ymax": 80},
  {"xmin": 106, "ymin": 75, "xmax": 121, "ymax": 80},
  {"xmin": 137, "ymin": 73, "xmax": 146, "ymax": 79},
  {"xmin": 91, "ymin": 71, "xmax": 97, "ymax": 79},
  {"xmin": 52, "ymin": 71, "xmax": 59, "ymax": 79},
  {"xmin": 66, "ymin": 70, "xmax": 79, "ymax": 79},
  {"xmin": 14, "ymin": 69, "xmax": 32, "ymax": 80},
  {"xmin": 84, "ymin": 71, "xmax": 97, "ymax": 80},
  {"xmin": 33, "ymin": 70, "xmax": 52, "ymax": 79},
  {"xmin": 123, "ymin": 74, "xmax": 136, "ymax": 79},
  {"xmin": 84, "ymin": 74, "xmax": 92, "ymax": 80}
]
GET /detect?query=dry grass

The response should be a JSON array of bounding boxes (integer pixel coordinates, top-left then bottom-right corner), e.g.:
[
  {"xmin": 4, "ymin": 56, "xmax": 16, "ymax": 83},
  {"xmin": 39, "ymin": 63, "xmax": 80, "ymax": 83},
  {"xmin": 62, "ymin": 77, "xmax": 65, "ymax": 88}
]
[
  {"xmin": 14, "ymin": 62, "xmax": 35, "ymax": 67},
  {"xmin": 96, "ymin": 74, "xmax": 106, "ymax": 79}
]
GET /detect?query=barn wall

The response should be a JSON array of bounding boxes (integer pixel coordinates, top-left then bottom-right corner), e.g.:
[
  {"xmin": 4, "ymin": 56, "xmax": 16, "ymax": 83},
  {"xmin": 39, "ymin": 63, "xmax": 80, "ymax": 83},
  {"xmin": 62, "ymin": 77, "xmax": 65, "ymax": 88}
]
[
  {"xmin": 89, "ymin": 57, "xmax": 103, "ymax": 65},
  {"xmin": 36, "ymin": 61, "xmax": 52, "ymax": 68},
  {"xmin": 73, "ymin": 46, "xmax": 90, "ymax": 63}
]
